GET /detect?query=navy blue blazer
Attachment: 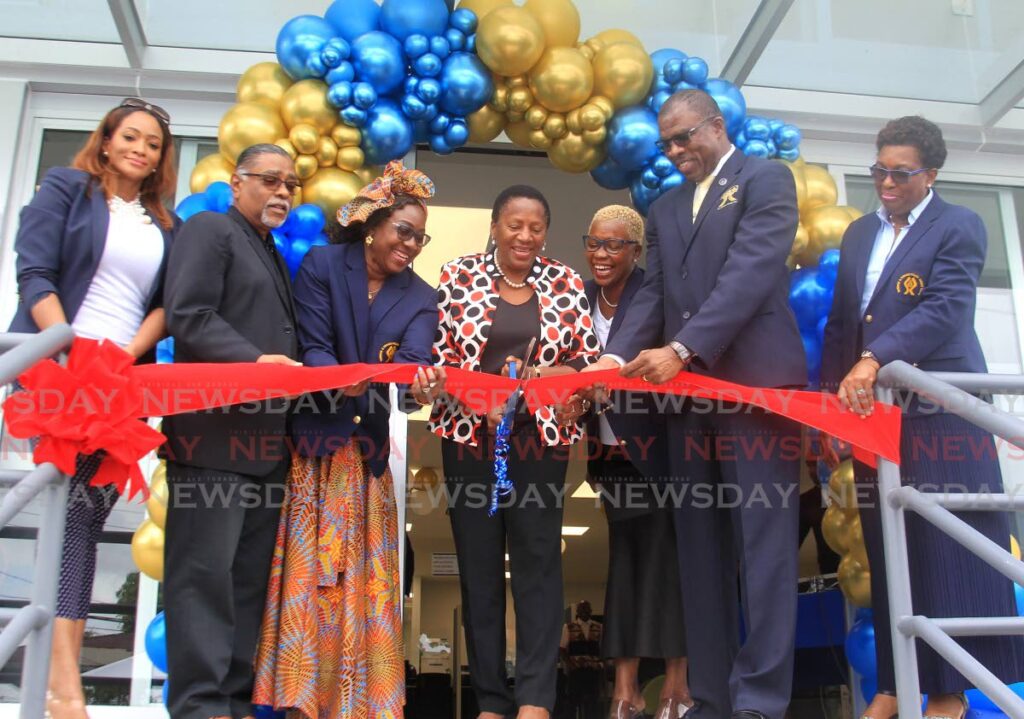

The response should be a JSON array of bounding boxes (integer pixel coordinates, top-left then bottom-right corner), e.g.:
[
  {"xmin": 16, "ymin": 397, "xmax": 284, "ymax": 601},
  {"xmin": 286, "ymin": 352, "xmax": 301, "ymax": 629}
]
[
  {"xmin": 9, "ymin": 167, "xmax": 176, "ymax": 343},
  {"xmin": 605, "ymin": 151, "xmax": 807, "ymax": 389},
  {"xmin": 584, "ymin": 268, "xmax": 669, "ymax": 481},
  {"xmin": 290, "ymin": 241, "xmax": 437, "ymax": 475},
  {"xmin": 821, "ymin": 192, "xmax": 988, "ymax": 395}
]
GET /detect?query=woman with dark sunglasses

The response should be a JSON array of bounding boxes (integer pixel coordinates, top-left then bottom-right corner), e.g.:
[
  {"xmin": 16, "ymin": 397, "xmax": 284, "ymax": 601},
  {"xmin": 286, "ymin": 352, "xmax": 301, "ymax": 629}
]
[
  {"xmin": 821, "ymin": 116, "xmax": 1024, "ymax": 719},
  {"xmin": 8, "ymin": 98, "xmax": 178, "ymax": 719}
]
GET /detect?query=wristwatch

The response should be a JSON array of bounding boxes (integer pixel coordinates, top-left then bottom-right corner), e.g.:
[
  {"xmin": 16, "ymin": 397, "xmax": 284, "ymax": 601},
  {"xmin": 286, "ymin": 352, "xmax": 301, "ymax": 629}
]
[
  {"xmin": 669, "ymin": 341, "xmax": 694, "ymax": 365},
  {"xmin": 860, "ymin": 349, "xmax": 879, "ymax": 364}
]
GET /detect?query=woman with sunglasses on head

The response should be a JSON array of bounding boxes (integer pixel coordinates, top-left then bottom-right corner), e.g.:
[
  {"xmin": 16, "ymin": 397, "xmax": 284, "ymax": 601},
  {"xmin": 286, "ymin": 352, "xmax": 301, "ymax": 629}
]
[
  {"xmin": 576, "ymin": 206, "xmax": 691, "ymax": 719},
  {"xmin": 821, "ymin": 116, "xmax": 1024, "ymax": 719},
  {"xmin": 8, "ymin": 98, "xmax": 177, "ymax": 719},
  {"xmin": 423, "ymin": 185, "xmax": 599, "ymax": 719},
  {"xmin": 253, "ymin": 161, "xmax": 439, "ymax": 719}
]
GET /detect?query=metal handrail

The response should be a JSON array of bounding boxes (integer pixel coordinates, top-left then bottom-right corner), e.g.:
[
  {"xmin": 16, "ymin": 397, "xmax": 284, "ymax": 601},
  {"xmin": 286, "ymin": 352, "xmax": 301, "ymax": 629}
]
[
  {"xmin": 874, "ymin": 361, "xmax": 1024, "ymax": 719},
  {"xmin": 0, "ymin": 325, "xmax": 74, "ymax": 719}
]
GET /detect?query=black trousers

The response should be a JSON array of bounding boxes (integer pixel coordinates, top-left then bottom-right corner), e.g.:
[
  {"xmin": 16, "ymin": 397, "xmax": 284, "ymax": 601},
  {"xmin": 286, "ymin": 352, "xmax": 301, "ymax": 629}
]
[
  {"xmin": 163, "ymin": 460, "xmax": 287, "ymax": 719},
  {"xmin": 443, "ymin": 430, "xmax": 568, "ymax": 714}
]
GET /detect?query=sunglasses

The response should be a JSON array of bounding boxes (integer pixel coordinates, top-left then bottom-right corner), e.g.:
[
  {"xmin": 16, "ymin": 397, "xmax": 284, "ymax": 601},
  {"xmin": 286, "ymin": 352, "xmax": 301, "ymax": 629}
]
[
  {"xmin": 119, "ymin": 97, "xmax": 171, "ymax": 126},
  {"xmin": 868, "ymin": 164, "xmax": 931, "ymax": 185},
  {"xmin": 393, "ymin": 222, "xmax": 431, "ymax": 248},
  {"xmin": 582, "ymin": 235, "xmax": 639, "ymax": 254},
  {"xmin": 238, "ymin": 171, "xmax": 302, "ymax": 194},
  {"xmin": 655, "ymin": 116, "xmax": 717, "ymax": 153}
]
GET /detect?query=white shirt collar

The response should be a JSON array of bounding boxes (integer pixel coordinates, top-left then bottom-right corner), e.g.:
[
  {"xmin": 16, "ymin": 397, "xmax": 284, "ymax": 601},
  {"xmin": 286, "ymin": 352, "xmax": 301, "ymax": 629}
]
[
  {"xmin": 704, "ymin": 145, "xmax": 736, "ymax": 184},
  {"xmin": 874, "ymin": 189, "xmax": 934, "ymax": 227}
]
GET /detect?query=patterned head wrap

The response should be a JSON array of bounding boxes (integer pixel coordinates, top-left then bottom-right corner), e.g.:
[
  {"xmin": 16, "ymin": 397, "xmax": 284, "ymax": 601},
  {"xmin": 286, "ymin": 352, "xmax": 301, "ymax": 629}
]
[{"xmin": 337, "ymin": 160, "xmax": 435, "ymax": 227}]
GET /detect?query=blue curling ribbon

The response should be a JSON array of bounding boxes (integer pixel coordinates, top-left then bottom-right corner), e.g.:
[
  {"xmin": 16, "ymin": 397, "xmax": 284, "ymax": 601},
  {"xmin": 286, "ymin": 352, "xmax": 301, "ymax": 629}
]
[{"xmin": 490, "ymin": 361, "xmax": 518, "ymax": 516}]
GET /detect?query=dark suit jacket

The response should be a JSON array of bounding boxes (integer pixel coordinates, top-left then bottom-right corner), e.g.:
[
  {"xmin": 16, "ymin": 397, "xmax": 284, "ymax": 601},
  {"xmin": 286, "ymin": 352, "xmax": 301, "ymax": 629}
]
[
  {"xmin": 162, "ymin": 207, "xmax": 298, "ymax": 476},
  {"xmin": 289, "ymin": 242, "xmax": 437, "ymax": 476},
  {"xmin": 605, "ymin": 150, "xmax": 807, "ymax": 389},
  {"xmin": 9, "ymin": 167, "xmax": 177, "ymax": 362},
  {"xmin": 584, "ymin": 268, "xmax": 669, "ymax": 482},
  {"xmin": 821, "ymin": 193, "xmax": 988, "ymax": 397}
]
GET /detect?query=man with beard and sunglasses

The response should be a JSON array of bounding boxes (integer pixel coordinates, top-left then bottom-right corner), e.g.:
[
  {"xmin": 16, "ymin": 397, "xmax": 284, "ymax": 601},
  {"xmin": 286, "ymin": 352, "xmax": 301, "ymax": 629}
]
[{"xmin": 162, "ymin": 144, "xmax": 300, "ymax": 719}]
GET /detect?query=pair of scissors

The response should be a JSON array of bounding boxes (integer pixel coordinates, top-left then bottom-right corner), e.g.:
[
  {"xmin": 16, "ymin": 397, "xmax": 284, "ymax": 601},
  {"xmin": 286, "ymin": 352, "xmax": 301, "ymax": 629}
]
[{"xmin": 490, "ymin": 337, "xmax": 537, "ymax": 515}]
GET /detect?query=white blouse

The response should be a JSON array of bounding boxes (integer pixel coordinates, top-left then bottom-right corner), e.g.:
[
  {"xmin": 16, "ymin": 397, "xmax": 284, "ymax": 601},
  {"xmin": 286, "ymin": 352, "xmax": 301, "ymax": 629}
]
[{"xmin": 72, "ymin": 196, "xmax": 164, "ymax": 346}]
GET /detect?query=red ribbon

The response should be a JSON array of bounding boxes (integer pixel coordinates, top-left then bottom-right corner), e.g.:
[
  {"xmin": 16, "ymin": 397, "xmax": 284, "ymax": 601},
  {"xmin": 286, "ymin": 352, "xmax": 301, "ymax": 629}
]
[{"xmin": 2, "ymin": 338, "xmax": 901, "ymax": 500}]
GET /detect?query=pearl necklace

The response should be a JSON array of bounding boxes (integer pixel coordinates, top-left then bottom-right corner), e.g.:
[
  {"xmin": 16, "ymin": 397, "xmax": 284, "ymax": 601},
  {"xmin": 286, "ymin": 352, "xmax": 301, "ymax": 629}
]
[
  {"xmin": 495, "ymin": 256, "xmax": 528, "ymax": 289},
  {"xmin": 108, "ymin": 195, "xmax": 151, "ymax": 224},
  {"xmin": 599, "ymin": 287, "xmax": 619, "ymax": 308}
]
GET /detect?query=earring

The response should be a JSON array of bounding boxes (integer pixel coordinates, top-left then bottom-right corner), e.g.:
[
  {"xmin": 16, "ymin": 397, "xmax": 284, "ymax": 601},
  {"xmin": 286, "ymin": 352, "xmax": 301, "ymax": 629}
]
[
  {"xmin": 365, "ymin": 235, "xmax": 374, "ymax": 246},
  {"xmin": 541, "ymin": 244, "xmax": 547, "ymax": 252},
  {"xmin": 102, "ymin": 151, "xmax": 108, "ymax": 157}
]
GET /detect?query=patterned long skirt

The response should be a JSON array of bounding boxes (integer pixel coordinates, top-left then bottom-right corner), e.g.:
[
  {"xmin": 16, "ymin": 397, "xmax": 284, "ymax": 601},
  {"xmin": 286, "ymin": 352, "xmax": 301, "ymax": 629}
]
[{"xmin": 253, "ymin": 444, "xmax": 404, "ymax": 719}]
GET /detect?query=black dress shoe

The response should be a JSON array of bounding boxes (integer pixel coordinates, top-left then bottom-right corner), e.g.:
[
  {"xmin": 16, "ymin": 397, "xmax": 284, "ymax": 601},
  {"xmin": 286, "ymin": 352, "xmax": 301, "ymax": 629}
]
[{"xmin": 732, "ymin": 711, "xmax": 770, "ymax": 719}]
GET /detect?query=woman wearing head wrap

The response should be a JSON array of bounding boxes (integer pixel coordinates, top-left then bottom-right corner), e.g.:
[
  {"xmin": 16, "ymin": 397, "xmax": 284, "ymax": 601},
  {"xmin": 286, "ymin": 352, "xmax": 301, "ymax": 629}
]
[{"xmin": 253, "ymin": 161, "xmax": 440, "ymax": 719}]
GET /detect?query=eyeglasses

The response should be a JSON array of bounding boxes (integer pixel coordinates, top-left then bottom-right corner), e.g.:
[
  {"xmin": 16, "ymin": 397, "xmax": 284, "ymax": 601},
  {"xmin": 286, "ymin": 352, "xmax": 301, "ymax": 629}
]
[
  {"xmin": 238, "ymin": 172, "xmax": 302, "ymax": 194},
  {"xmin": 393, "ymin": 222, "xmax": 431, "ymax": 247},
  {"xmin": 582, "ymin": 235, "xmax": 639, "ymax": 254},
  {"xmin": 868, "ymin": 164, "xmax": 932, "ymax": 185},
  {"xmin": 655, "ymin": 116, "xmax": 717, "ymax": 152},
  {"xmin": 119, "ymin": 97, "xmax": 171, "ymax": 126}
]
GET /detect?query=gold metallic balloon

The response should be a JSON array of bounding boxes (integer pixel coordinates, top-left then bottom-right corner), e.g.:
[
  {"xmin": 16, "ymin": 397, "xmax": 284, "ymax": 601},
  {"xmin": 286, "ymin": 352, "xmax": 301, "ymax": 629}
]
[
  {"xmin": 507, "ymin": 74, "xmax": 528, "ymax": 88},
  {"xmin": 218, "ymin": 102, "xmax": 286, "ymax": 164},
  {"xmin": 490, "ymin": 86, "xmax": 510, "ymax": 112},
  {"xmin": 790, "ymin": 222, "xmax": 809, "ymax": 259},
  {"xmin": 146, "ymin": 464, "xmax": 168, "ymax": 530},
  {"xmin": 504, "ymin": 120, "xmax": 535, "ymax": 148},
  {"xmin": 275, "ymin": 138, "xmax": 298, "ymax": 159},
  {"xmin": 331, "ymin": 124, "xmax": 361, "ymax": 148},
  {"xmin": 590, "ymin": 95, "xmax": 616, "ymax": 120},
  {"xmin": 821, "ymin": 504, "xmax": 851, "ymax": 555},
  {"xmin": 828, "ymin": 459, "xmax": 859, "ymax": 515},
  {"xmin": 289, "ymin": 123, "xmax": 320, "ymax": 155},
  {"xmin": 336, "ymin": 145, "xmax": 365, "ymax": 172},
  {"xmin": 302, "ymin": 167, "xmax": 364, "ymax": 217},
  {"xmin": 582, "ymin": 126, "xmax": 607, "ymax": 146},
  {"xmin": 476, "ymin": 6, "xmax": 546, "ymax": 77},
  {"xmin": 131, "ymin": 519, "xmax": 164, "ymax": 582},
  {"xmin": 457, "ymin": 0, "xmax": 513, "ymax": 21},
  {"xmin": 548, "ymin": 132, "xmax": 605, "ymax": 173},
  {"xmin": 802, "ymin": 164, "xmax": 839, "ymax": 214},
  {"xmin": 316, "ymin": 136, "xmax": 338, "ymax": 167},
  {"xmin": 841, "ymin": 205, "xmax": 864, "ymax": 222},
  {"xmin": 525, "ymin": 104, "xmax": 549, "ymax": 130},
  {"xmin": 848, "ymin": 515, "xmax": 870, "ymax": 568},
  {"xmin": 778, "ymin": 158, "xmax": 807, "ymax": 209},
  {"xmin": 593, "ymin": 28, "xmax": 645, "ymax": 50},
  {"xmin": 507, "ymin": 109, "xmax": 526, "ymax": 123},
  {"xmin": 806, "ymin": 204, "xmax": 857, "ymax": 257},
  {"xmin": 838, "ymin": 555, "xmax": 872, "ymax": 607},
  {"xmin": 523, "ymin": 0, "xmax": 581, "ymax": 47},
  {"xmin": 467, "ymin": 104, "xmax": 508, "ymax": 143},
  {"xmin": 592, "ymin": 42, "xmax": 654, "ymax": 109},
  {"xmin": 579, "ymin": 104, "xmax": 605, "ymax": 132},
  {"xmin": 565, "ymin": 108, "xmax": 582, "ymax": 134},
  {"xmin": 355, "ymin": 166, "xmax": 379, "ymax": 187},
  {"xmin": 578, "ymin": 44, "xmax": 594, "ymax": 61},
  {"xmin": 295, "ymin": 154, "xmax": 320, "ymax": 180},
  {"xmin": 237, "ymin": 62, "xmax": 293, "ymax": 107},
  {"xmin": 529, "ymin": 129, "xmax": 553, "ymax": 150},
  {"xmin": 508, "ymin": 86, "xmax": 534, "ymax": 114},
  {"xmin": 280, "ymin": 79, "xmax": 338, "ymax": 134},
  {"xmin": 1012, "ymin": 535, "xmax": 1022, "ymax": 561},
  {"xmin": 543, "ymin": 113, "xmax": 567, "ymax": 139},
  {"xmin": 528, "ymin": 47, "xmax": 594, "ymax": 113},
  {"xmin": 189, "ymin": 153, "xmax": 235, "ymax": 194}
]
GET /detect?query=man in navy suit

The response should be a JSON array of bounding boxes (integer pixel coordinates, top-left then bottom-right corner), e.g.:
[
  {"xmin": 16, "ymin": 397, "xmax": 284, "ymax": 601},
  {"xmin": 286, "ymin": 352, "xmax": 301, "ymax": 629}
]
[{"xmin": 585, "ymin": 90, "xmax": 806, "ymax": 719}]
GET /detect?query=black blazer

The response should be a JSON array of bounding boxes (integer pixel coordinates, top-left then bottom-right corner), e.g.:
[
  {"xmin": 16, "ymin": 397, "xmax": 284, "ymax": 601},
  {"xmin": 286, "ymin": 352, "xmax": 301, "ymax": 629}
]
[
  {"xmin": 584, "ymin": 268, "xmax": 669, "ymax": 483},
  {"xmin": 9, "ymin": 167, "xmax": 177, "ymax": 363},
  {"xmin": 162, "ymin": 207, "xmax": 299, "ymax": 476},
  {"xmin": 289, "ymin": 242, "xmax": 437, "ymax": 476}
]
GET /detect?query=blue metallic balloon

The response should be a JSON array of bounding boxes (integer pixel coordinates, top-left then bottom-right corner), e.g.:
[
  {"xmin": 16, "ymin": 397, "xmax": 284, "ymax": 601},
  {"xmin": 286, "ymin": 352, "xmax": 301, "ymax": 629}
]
[
  {"xmin": 817, "ymin": 249, "xmax": 840, "ymax": 287},
  {"xmin": 402, "ymin": 93, "xmax": 430, "ymax": 119},
  {"xmin": 380, "ymin": 0, "xmax": 449, "ymax": 41},
  {"xmin": 276, "ymin": 15, "xmax": 335, "ymax": 80},
  {"xmin": 312, "ymin": 232, "xmax": 330, "ymax": 247},
  {"xmin": 155, "ymin": 336, "xmax": 174, "ymax": 364},
  {"xmin": 641, "ymin": 167, "xmax": 660, "ymax": 190},
  {"xmin": 449, "ymin": 7, "xmax": 478, "ymax": 34},
  {"xmin": 326, "ymin": 62, "xmax": 355, "ymax": 86},
  {"xmin": 174, "ymin": 193, "xmax": 211, "ymax": 222},
  {"xmin": 405, "ymin": 76, "xmax": 420, "ymax": 95},
  {"xmin": 704, "ymin": 78, "xmax": 746, "ymax": 138},
  {"xmin": 742, "ymin": 139, "xmax": 770, "ymax": 158},
  {"xmin": 590, "ymin": 156, "xmax": 633, "ymax": 191},
  {"xmin": 789, "ymin": 269, "xmax": 833, "ymax": 334},
  {"xmin": 775, "ymin": 123, "xmax": 802, "ymax": 151},
  {"xmin": 652, "ymin": 155, "xmax": 675, "ymax": 178},
  {"xmin": 272, "ymin": 232, "xmax": 287, "ymax": 254},
  {"xmin": 362, "ymin": 98, "xmax": 415, "ymax": 165},
  {"xmin": 306, "ymin": 55, "xmax": 328, "ymax": 78},
  {"xmin": 764, "ymin": 139, "xmax": 777, "ymax": 158},
  {"xmin": 145, "ymin": 612, "xmax": 169, "ymax": 673},
  {"xmin": 288, "ymin": 204, "xmax": 326, "ymax": 238},
  {"xmin": 445, "ymin": 27, "xmax": 466, "ymax": 51},
  {"xmin": 286, "ymin": 237, "xmax": 313, "ymax": 277},
  {"xmin": 324, "ymin": 0, "xmax": 381, "ymax": 42},
  {"xmin": 670, "ymin": 80, "xmax": 699, "ymax": 94},
  {"xmin": 205, "ymin": 181, "xmax": 232, "ymax": 213},
  {"xmin": 733, "ymin": 130, "xmax": 748, "ymax": 150},
  {"xmin": 744, "ymin": 115, "xmax": 771, "ymax": 141},
  {"xmin": 430, "ymin": 36, "xmax": 452, "ymax": 60},
  {"xmin": 816, "ymin": 315, "xmax": 828, "ymax": 344},
  {"xmin": 768, "ymin": 118, "xmax": 784, "ymax": 134},
  {"xmin": 414, "ymin": 52, "xmax": 443, "ymax": 78},
  {"xmin": 663, "ymin": 58, "xmax": 685, "ymax": 85},
  {"xmin": 650, "ymin": 48, "xmax": 687, "ymax": 76},
  {"xmin": 445, "ymin": 118, "xmax": 469, "ymax": 147},
  {"xmin": 439, "ymin": 52, "xmax": 493, "ymax": 116},
  {"xmin": 421, "ymin": 103, "xmax": 439, "ymax": 121},
  {"xmin": 429, "ymin": 112, "xmax": 451, "ymax": 135},
  {"xmin": 649, "ymin": 90, "xmax": 672, "ymax": 113},
  {"xmin": 859, "ymin": 675, "xmax": 877, "ymax": 705},
  {"xmin": 352, "ymin": 81, "xmax": 378, "ymax": 110},
  {"xmin": 404, "ymin": 34, "xmax": 430, "ymax": 59},
  {"xmin": 966, "ymin": 681, "xmax": 1024, "ymax": 713},
  {"xmin": 430, "ymin": 134, "xmax": 455, "ymax": 155},
  {"xmin": 341, "ymin": 105, "xmax": 368, "ymax": 127},
  {"xmin": 412, "ymin": 119, "xmax": 432, "ymax": 143},
  {"xmin": 328, "ymin": 81, "xmax": 353, "ymax": 108},
  {"xmin": 607, "ymin": 106, "xmax": 660, "ymax": 172},
  {"xmin": 844, "ymin": 615, "xmax": 877, "ymax": 677},
  {"xmin": 465, "ymin": 33, "xmax": 476, "ymax": 53},
  {"xmin": 681, "ymin": 57, "xmax": 709, "ymax": 86},
  {"xmin": 659, "ymin": 171, "xmax": 684, "ymax": 193},
  {"xmin": 778, "ymin": 148, "xmax": 800, "ymax": 162},
  {"xmin": 629, "ymin": 173, "xmax": 662, "ymax": 216},
  {"xmin": 416, "ymin": 77, "xmax": 442, "ymax": 104},
  {"xmin": 320, "ymin": 37, "xmax": 351, "ymax": 68},
  {"xmin": 162, "ymin": 681, "xmax": 170, "ymax": 706},
  {"xmin": 251, "ymin": 704, "xmax": 287, "ymax": 719},
  {"xmin": 351, "ymin": 31, "xmax": 407, "ymax": 94}
]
